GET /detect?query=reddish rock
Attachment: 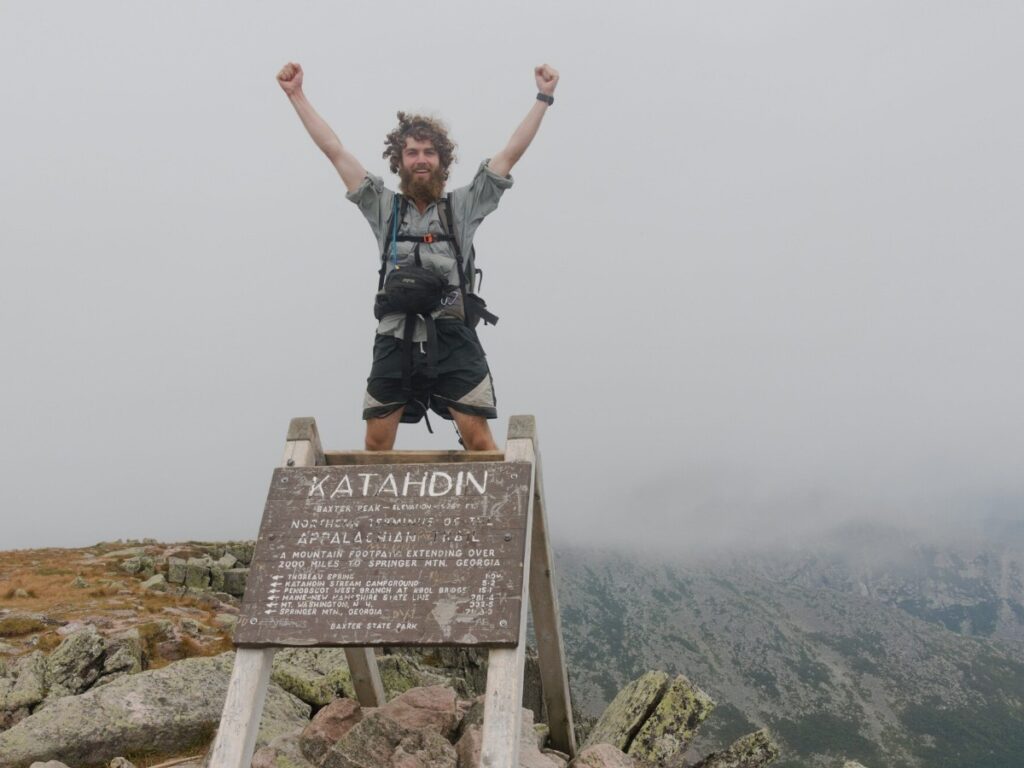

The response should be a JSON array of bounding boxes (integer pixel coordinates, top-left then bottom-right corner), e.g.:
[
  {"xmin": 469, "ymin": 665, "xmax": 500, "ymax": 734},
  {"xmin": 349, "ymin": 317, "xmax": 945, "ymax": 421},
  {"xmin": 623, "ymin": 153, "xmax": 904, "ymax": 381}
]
[
  {"xmin": 321, "ymin": 711, "xmax": 456, "ymax": 768},
  {"xmin": 378, "ymin": 685, "xmax": 459, "ymax": 739},
  {"xmin": 300, "ymin": 698, "xmax": 364, "ymax": 764},
  {"xmin": 455, "ymin": 724, "xmax": 483, "ymax": 768}
]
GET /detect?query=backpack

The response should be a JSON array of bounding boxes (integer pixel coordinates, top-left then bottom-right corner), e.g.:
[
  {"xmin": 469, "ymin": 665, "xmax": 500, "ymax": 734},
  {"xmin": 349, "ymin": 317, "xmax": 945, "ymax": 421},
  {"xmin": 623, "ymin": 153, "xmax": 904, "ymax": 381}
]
[{"xmin": 374, "ymin": 194, "xmax": 498, "ymax": 328}]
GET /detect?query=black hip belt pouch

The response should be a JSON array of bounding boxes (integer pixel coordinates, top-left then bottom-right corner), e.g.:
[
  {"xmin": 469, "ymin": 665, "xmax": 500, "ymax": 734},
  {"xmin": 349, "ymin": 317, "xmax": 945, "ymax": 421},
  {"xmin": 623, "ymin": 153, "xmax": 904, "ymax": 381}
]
[{"xmin": 374, "ymin": 266, "xmax": 450, "ymax": 319}]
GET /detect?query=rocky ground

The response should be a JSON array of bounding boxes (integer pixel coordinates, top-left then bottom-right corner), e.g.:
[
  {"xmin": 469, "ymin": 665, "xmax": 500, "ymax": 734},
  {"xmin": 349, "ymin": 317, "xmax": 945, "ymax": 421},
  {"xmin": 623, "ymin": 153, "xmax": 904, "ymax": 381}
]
[{"xmin": 0, "ymin": 541, "xmax": 794, "ymax": 768}]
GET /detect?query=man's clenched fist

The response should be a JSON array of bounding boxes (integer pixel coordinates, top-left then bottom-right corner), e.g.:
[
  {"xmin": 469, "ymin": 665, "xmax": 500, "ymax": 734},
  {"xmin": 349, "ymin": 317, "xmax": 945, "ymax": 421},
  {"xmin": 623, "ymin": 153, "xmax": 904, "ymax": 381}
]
[
  {"xmin": 277, "ymin": 62, "xmax": 303, "ymax": 95},
  {"xmin": 535, "ymin": 64, "xmax": 559, "ymax": 96}
]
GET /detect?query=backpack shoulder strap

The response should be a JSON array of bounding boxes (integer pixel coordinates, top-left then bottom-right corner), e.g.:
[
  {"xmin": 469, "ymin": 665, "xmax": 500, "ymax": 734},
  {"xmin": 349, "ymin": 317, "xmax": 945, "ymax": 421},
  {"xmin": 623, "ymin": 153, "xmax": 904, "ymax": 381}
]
[
  {"xmin": 439, "ymin": 193, "xmax": 476, "ymax": 293},
  {"xmin": 379, "ymin": 194, "xmax": 409, "ymax": 290}
]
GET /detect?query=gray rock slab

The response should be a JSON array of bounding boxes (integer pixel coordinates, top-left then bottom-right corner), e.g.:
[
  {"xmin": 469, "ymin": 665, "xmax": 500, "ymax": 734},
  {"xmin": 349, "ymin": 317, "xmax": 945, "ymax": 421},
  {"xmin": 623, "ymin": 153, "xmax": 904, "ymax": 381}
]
[
  {"xmin": 101, "ymin": 630, "xmax": 143, "ymax": 678},
  {"xmin": 224, "ymin": 542, "xmax": 255, "ymax": 566},
  {"xmin": 627, "ymin": 674, "xmax": 714, "ymax": 764},
  {"xmin": 584, "ymin": 671, "xmax": 670, "ymax": 752},
  {"xmin": 221, "ymin": 568, "xmax": 249, "ymax": 597},
  {"xmin": 0, "ymin": 652, "xmax": 311, "ymax": 768},
  {"xmin": 167, "ymin": 557, "xmax": 187, "ymax": 584},
  {"xmin": 252, "ymin": 729, "xmax": 317, "ymax": 768},
  {"xmin": 139, "ymin": 574, "xmax": 166, "ymax": 592},
  {"xmin": 1, "ymin": 651, "xmax": 48, "ymax": 711},
  {"xmin": 46, "ymin": 626, "xmax": 107, "ymax": 697},
  {"xmin": 184, "ymin": 558, "xmax": 211, "ymax": 590}
]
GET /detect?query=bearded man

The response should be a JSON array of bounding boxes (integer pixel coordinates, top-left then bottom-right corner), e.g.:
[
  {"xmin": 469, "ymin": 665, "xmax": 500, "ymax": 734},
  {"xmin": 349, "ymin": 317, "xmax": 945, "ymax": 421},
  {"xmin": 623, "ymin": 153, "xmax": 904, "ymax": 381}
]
[{"xmin": 277, "ymin": 62, "xmax": 559, "ymax": 451}]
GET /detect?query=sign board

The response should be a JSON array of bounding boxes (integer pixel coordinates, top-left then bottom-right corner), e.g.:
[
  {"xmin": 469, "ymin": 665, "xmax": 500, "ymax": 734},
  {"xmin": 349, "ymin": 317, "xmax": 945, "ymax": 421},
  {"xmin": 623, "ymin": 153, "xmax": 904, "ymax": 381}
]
[{"xmin": 234, "ymin": 462, "xmax": 532, "ymax": 647}]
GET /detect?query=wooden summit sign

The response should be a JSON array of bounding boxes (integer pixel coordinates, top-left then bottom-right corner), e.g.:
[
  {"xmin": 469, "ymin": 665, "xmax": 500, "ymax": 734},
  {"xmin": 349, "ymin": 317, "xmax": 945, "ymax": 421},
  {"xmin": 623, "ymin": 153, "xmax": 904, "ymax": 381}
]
[{"xmin": 235, "ymin": 462, "xmax": 532, "ymax": 647}]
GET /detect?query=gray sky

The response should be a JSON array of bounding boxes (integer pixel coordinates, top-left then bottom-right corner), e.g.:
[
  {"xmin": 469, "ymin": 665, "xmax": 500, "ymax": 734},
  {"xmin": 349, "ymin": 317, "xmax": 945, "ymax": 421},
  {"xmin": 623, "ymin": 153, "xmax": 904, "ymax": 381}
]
[{"xmin": 2, "ymin": 1, "xmax": 1023, "ymax": 551}]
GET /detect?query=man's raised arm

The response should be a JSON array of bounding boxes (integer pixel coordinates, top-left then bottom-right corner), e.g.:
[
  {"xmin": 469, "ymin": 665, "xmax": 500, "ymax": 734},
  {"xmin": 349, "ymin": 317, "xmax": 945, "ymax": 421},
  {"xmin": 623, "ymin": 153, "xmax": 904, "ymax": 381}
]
[
  {"xmin": 488, "ymin": 64, "xmax": 560, "ymax": 178},
  {"xmin": 277, "ymin": 62, "xmax": 367, "ymax": 193}
]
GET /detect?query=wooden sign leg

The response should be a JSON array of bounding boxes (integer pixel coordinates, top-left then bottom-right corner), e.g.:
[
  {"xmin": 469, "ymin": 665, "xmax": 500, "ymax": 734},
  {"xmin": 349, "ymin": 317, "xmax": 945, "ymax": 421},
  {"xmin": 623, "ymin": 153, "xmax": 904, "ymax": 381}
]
[
  {"xmin": 510, "ymin": 416, "xmax": 577, "ymax": 756},
  {"xmin": 479, "ymin": 430, "xmax": 537, "ymax": 768},
  {"xmin": 206, "ymin": 648, "xmax": 275, "ymax": 767},
  {"xmin": 344, "ymin": 647, "xmax": 386, "ymax": 706}
]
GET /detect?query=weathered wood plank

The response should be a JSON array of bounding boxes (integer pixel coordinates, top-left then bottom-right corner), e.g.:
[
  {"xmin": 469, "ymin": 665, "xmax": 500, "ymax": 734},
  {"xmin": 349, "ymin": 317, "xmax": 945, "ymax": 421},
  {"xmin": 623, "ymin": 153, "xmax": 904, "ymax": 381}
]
[
  {"xmin": 206, "ymin": 647, "xmax": 275, "ymax": 768},
  {"xmin": 524, "ymin": 426, "xmax": 577, "ymax": 756},
  {"xmin": 345, "ymin": 647, "xmax": 386, "ymax": 707},
  {"xmin": 479, "ymin": 435, "xmax": 536, "ymax": 768},
  {"xmin": 325, "ymin": 450, "xmax": 504, "ymax": 465},
  {"xmin": 285, "ymin": 417, "xmax": 325, "ymax": 465}
]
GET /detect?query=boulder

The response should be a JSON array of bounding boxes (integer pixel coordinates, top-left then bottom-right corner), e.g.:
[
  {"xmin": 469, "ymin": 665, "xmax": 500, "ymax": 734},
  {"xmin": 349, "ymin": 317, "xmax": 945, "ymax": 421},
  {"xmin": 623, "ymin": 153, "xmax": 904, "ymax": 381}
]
[
  {"xmin": 119, "ymin": 557, "xmax": 143, "ymax": 575},
  {"xmin": 627, "ymin": 674, "xmax": 714, "ymax": 764},
  {"xmin": 252, "ymin": 729, "xmax": 317, "ymax": 768},
  {"xmin": 217, "ymin": 553, "xmax": 238, "ymax": 570},
  {"xmin": 385, "ymin": 647, "xmax": 488, "ymax": 699},
  {"xmin": 184, "ymin": 558, "xmax": 211, "ymax": 590},
  {"xmin": 378, "ymin": 654, "xmax": 462, "ymax": 698},
  {"xmin": 167, "ymin": 557, "xmax": 187, "ymax": 584},
  {"xmin": 271, "ymin": 648, "xmax": 352, "ymax": 708},
  {"xmin": 455, "ymin": 724, "xmax": 482, "ymax": 768},
  {"xmin": 225, "ymin": 542, "xmax": 255, "ymax": 566},
  {"xmin": 379, "ymin": 685, "xmax": 459, "ymax": 739},
  {"xmin": 321, "ymin": 711, "xmax": 456, "ymax": 768},
  {"xmin": 108, "ymin": 759, "xmax": 137, "ymax": 768},
  {"xmin": 209, "ymin": 565, "xmax": 225, "ymax": 593},
  {"xmin": 1, "ymin": 651, "xmax": 48, "ymax": 711},
  {"xmin": 272, "ymin": 661, "xmax": 337, "ymax": 707},
  {"xmin": 692, "ymin": 729, "xmax": 780, "ymax": 768},
  {"xmin": 27, "ymin": 762, "xmax": 72, "ymax": 768},
  {"xmin": 222, "ymin": 568, "xmax": 249, "ymax": 597},
  {"xmin": 584, "ymin": 671, "xmax": 670, "ymax": 752},
  {"xmin": 46, "ymin": 626, "xmax": 107, "ymax": 697},
  {"xmin": 569, "ymin": 744, "xmax": 640, "ymax": 767},
  {"xmin": 101, "ymin": 630, "xmax": 143, "ymax": 679},
  {"xmin": 0, "ymin": 652, "xmax": 310, "ymax": 768},
  {"xmin": 139, "ymin": 574, "xmax": 166, "ymax": 592},
  {"xmin": 299, "ymin": 697, "xmax": 363, "ymax": 764}
]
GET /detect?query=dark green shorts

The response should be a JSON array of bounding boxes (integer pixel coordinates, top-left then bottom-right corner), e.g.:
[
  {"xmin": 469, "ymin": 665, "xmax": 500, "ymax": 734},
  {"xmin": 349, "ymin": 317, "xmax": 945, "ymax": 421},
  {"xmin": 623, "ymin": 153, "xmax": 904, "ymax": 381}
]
[{"xmin": 362, "ymin": 321, "xmax": 497, "ymax": 424}]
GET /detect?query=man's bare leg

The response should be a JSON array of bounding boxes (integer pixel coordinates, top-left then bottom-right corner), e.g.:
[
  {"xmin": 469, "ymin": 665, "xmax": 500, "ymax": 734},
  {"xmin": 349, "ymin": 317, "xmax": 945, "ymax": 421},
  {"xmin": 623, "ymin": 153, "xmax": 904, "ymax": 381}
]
[
  {"xmin": 449, "ymin": 409, "xmax": 498, "ymax": 451},
  {"xmin": 365, "ymin": 407, "xmax": 405, "ymax": 451}
]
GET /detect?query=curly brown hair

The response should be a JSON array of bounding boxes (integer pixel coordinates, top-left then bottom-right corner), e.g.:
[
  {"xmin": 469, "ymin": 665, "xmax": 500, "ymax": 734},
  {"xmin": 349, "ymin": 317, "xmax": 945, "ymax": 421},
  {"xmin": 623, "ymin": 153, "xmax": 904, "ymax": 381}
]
[{"xmin": 382, "ymin": 112, "xmax": 457, "ymax": 180}]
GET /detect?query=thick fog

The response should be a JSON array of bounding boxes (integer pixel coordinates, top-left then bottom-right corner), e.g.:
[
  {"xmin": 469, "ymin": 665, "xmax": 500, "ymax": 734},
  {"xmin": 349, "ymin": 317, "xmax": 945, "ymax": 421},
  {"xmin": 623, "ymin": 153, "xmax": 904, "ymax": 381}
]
[{"xmin": 2, "ymin": 2, "xmax": 1022, "ymax": 551}]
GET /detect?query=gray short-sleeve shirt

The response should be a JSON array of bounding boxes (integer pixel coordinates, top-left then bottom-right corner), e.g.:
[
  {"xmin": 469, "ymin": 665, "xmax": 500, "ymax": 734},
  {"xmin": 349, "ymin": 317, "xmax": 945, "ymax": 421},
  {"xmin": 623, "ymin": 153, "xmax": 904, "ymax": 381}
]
[{"xmin": 346, "ymin": 161, "xmax": 513, "ymax": 341}]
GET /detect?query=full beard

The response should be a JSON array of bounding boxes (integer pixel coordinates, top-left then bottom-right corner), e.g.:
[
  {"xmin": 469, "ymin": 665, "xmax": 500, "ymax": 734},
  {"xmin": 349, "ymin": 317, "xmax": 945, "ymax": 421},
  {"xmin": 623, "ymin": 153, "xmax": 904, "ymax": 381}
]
[{"xmin": 399, "ymin": 165, "xmax": 446, "ymax": 204}]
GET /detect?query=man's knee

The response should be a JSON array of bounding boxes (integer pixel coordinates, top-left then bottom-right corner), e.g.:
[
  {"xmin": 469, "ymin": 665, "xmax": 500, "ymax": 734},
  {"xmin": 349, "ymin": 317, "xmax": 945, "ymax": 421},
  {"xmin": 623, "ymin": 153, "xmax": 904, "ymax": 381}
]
[
  {"xmin": 451, "ymin": 410, "xmax": 496, "ymax": 451},
  {"xmin": 365, "ymin": 409, "xmax": 403, "ymax": 451}
]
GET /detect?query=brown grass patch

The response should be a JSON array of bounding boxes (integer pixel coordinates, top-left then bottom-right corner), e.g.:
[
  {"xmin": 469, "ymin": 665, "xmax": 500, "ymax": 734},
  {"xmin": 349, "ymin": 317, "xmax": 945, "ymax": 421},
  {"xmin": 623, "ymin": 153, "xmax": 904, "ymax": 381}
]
[
  {"xmin": 3, "ymin": 588, "xmax": 38, "ymax": 599},
  {"xmin": 0, "ymin": 616, "xmax": 47, "ymax": 636}
]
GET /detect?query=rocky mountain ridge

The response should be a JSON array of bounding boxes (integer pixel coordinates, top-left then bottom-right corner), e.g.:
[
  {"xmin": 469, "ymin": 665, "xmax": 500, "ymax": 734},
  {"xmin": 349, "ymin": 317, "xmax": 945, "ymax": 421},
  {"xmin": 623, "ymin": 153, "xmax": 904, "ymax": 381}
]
[{"xmin": 554, "ymin": 527, "xmax": 1024, "ymax": 768}]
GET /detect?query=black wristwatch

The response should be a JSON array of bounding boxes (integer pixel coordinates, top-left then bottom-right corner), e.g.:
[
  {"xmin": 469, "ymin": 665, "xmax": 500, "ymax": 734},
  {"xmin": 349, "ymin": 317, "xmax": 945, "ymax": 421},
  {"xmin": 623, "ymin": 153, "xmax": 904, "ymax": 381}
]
[{"xmin": 536, "ymin": 92, "xmax": 554, "ymax": 105}]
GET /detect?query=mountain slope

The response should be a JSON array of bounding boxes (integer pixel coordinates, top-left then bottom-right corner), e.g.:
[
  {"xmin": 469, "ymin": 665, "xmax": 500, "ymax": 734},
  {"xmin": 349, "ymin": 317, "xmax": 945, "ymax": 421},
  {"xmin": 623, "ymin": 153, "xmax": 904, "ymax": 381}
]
[{"xmin": 554, "ymin": 539, "xmax": 1024, "ymax": 768}]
